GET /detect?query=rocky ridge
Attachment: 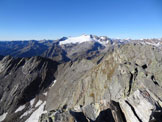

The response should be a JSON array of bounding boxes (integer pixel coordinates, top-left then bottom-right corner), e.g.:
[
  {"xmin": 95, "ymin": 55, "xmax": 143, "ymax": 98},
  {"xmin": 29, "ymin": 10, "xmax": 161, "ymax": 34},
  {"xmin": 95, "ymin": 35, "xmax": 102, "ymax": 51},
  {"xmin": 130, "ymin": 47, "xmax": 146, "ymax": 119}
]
[
  {"xmin": 44, "ymin": 43, "xmax": 162, "ymax": 122},
  {"xmin": 0, "ymin": 36, "xmax": 162, "ymax": 122},
  {"xmin": 0, "ymin": 56, "xmax": 58, "ymax": 122}
]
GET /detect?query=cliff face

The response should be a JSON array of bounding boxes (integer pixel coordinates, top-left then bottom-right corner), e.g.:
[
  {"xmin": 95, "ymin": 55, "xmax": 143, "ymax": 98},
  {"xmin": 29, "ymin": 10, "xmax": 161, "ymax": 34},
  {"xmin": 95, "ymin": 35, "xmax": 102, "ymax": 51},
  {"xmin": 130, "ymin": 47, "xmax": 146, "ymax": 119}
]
[
  {"xmin": 44, "ymin": 43, "xmax": 162, "ymax": 122},
  {"xmin": 0, "ymin": 56, "xmax": 58, "ymax": 122}
]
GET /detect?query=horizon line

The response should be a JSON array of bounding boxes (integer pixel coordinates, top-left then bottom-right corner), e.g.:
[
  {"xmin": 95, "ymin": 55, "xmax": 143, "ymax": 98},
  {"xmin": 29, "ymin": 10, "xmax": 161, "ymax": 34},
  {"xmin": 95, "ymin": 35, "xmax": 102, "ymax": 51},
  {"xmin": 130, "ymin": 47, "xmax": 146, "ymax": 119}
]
[{"xmin": 0, "ymin": 34, "xmax": 162, "ymax": 41}]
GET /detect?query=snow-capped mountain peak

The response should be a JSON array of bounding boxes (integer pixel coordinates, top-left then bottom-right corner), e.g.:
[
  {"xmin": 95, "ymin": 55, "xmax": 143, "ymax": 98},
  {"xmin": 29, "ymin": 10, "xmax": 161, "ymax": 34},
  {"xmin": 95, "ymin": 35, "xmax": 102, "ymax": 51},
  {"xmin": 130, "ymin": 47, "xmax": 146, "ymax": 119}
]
[
  {"xmin": 59, "ymin": 35, "xmax": 96, "ymax": 45},
  {"xmin": 59, "ymin": 34, "xmax": 113, "ymax": 45}
]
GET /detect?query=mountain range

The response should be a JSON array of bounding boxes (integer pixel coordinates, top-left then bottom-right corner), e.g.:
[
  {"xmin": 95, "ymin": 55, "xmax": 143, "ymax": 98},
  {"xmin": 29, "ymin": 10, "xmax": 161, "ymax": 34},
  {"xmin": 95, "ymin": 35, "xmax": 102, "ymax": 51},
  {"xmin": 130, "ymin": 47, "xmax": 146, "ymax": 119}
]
[{"xmin": 0, "ymin": 35, "xmax": 162, "ymax": 122}]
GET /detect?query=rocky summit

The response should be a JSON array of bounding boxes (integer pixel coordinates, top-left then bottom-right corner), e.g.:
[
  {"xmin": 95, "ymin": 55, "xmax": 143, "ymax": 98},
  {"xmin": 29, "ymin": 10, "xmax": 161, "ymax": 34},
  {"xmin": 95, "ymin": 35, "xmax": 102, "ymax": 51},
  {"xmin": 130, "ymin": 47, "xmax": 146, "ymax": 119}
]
[{"xmin": 0, "ymin": 36, "xmax": 162, "ymax": 122}]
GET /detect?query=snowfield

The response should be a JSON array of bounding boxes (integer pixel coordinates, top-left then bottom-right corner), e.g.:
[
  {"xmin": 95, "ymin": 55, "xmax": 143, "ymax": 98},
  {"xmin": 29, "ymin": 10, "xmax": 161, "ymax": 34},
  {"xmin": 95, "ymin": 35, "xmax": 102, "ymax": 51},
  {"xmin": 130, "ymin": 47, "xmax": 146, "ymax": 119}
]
[
  {"xmin": 25, "ymin": 102, "xmax": 47, "ymax": 122},
  {"xmin": 59, "ymin": 35, "xmax": 95, "ymax": 45},
  {"xmin": 0, "ymin": 113, "xmax": 8, "ymax": 121}
]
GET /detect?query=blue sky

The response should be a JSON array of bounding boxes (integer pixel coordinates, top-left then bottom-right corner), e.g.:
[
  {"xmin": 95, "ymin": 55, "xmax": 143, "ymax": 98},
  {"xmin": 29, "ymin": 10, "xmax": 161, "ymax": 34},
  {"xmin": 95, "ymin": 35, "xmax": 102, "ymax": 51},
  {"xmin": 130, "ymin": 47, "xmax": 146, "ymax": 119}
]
[{"xmin": 0, "ymin": 0, "xmax": 162, "ymax": 40}]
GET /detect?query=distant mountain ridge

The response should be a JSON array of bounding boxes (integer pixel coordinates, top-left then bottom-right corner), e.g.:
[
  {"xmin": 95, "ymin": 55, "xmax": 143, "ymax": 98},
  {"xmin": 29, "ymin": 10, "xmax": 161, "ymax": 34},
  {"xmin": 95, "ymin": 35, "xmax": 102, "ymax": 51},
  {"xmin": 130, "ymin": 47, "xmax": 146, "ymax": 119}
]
[{"xmin": 0, "ymin": 35, "xmax": 162, "ymax": 63}]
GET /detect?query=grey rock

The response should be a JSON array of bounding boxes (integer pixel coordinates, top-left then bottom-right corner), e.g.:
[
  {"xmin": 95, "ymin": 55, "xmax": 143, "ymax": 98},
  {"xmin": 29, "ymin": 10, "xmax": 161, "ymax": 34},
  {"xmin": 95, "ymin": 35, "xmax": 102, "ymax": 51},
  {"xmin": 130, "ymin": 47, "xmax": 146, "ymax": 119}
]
[
  {"xmin": 82, "ymin": 103, "xmax": 100, "ymax": 121},
  {"xmin": 0, "ymin": 56, "xmax": 58, "ymax": 122},
  {"xmin": 46, "ymin": 59, "xmax": 95, "ymax": 111},
  {"xmin": 45, "ymin": 43, "xmax": 162, "ymax": 122},
  {"xmin": 1, "ymin": 39, "xmax": 162, "ymax": 122}
]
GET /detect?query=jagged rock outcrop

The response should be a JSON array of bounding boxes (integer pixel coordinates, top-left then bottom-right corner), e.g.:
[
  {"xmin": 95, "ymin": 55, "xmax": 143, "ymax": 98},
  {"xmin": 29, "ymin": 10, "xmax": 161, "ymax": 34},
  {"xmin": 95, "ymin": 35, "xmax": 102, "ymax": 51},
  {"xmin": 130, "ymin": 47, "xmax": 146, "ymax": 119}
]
[
  {"xmin": 119, "ymin": 89, "xmax": 161, "ymax": 122},
  {"xmin": 46, "ymin": 59, "xmax": 96, "ymax": 111},
  {"xmin": 0, "ymin": 56, "xmax": 58, "ymax": 122},
  {"xmin": 39, "ymin": 100, "xmax": 126, "ymax": 122},
  {"xmin": 44, "ymin": 43, "xmax": 162, "ymax": 122}
]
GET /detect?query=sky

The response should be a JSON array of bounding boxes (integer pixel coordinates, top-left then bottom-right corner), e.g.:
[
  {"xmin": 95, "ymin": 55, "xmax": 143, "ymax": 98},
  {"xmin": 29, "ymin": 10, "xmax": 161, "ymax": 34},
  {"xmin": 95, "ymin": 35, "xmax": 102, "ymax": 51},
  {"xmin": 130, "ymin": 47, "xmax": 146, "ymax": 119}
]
[{"xmin": 0, "ymin": 0, "xmax": 162, "ymax": 40}]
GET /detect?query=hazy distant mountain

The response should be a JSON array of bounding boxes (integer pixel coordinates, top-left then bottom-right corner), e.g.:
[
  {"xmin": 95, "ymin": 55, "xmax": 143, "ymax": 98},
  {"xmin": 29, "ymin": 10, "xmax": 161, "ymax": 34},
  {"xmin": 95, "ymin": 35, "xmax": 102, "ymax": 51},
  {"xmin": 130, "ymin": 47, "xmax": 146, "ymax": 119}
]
[
  {"xmin": 0, "ymin": 35, "xmax": 115, "ymax": 62},
  {"xmin": 0, "ymin": 35, "xmax": 161, "ymax": 63},
  {"xmin": 0, "ymin": 40, "xmax": 53, "ymax": 57}
]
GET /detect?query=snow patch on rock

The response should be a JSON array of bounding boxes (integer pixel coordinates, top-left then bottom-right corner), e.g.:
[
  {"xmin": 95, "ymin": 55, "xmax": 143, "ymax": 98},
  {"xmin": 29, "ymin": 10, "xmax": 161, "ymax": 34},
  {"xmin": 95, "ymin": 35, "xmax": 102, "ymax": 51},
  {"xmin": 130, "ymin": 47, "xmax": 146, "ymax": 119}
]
[
  {"xmin": 15, "ymin": 105, "xmax": 26, "ymax": 113},
  {"xmin": 0, "ymin": 112, "xmax": 7, "ymax": 121},
  {"xmin": 145, "ymin": 42, "xmax": 160, "ymax": 47},
  {"xmin": 20, "ymin": 109, "xmax": 33, "ymax": 119},
  {"xmin": 43, "ymin": 92, "xmax": 47, "ymax": 96},
  {"xmin": 49, "ymin": 80, "xmax": 57, "ymax": 88},
  {"xmin": 30, "ymin": 98, "xmax": 35, "ymax": 107},
  {"xmin": 25, "ymin": 102, "xmax": 47, "ymax": 122},
  {"xmin": 35, "ymin": 100, "xmax": 43, "ymax": 108}
]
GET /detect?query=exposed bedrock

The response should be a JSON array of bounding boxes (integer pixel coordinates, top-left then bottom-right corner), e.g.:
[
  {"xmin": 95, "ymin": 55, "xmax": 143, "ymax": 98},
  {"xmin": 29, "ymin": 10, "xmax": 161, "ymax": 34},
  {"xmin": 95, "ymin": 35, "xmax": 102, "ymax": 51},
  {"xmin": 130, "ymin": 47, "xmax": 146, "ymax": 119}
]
[{"xmin": 45, "ymin": 44, "xmax": 162, "ymax": 122}]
